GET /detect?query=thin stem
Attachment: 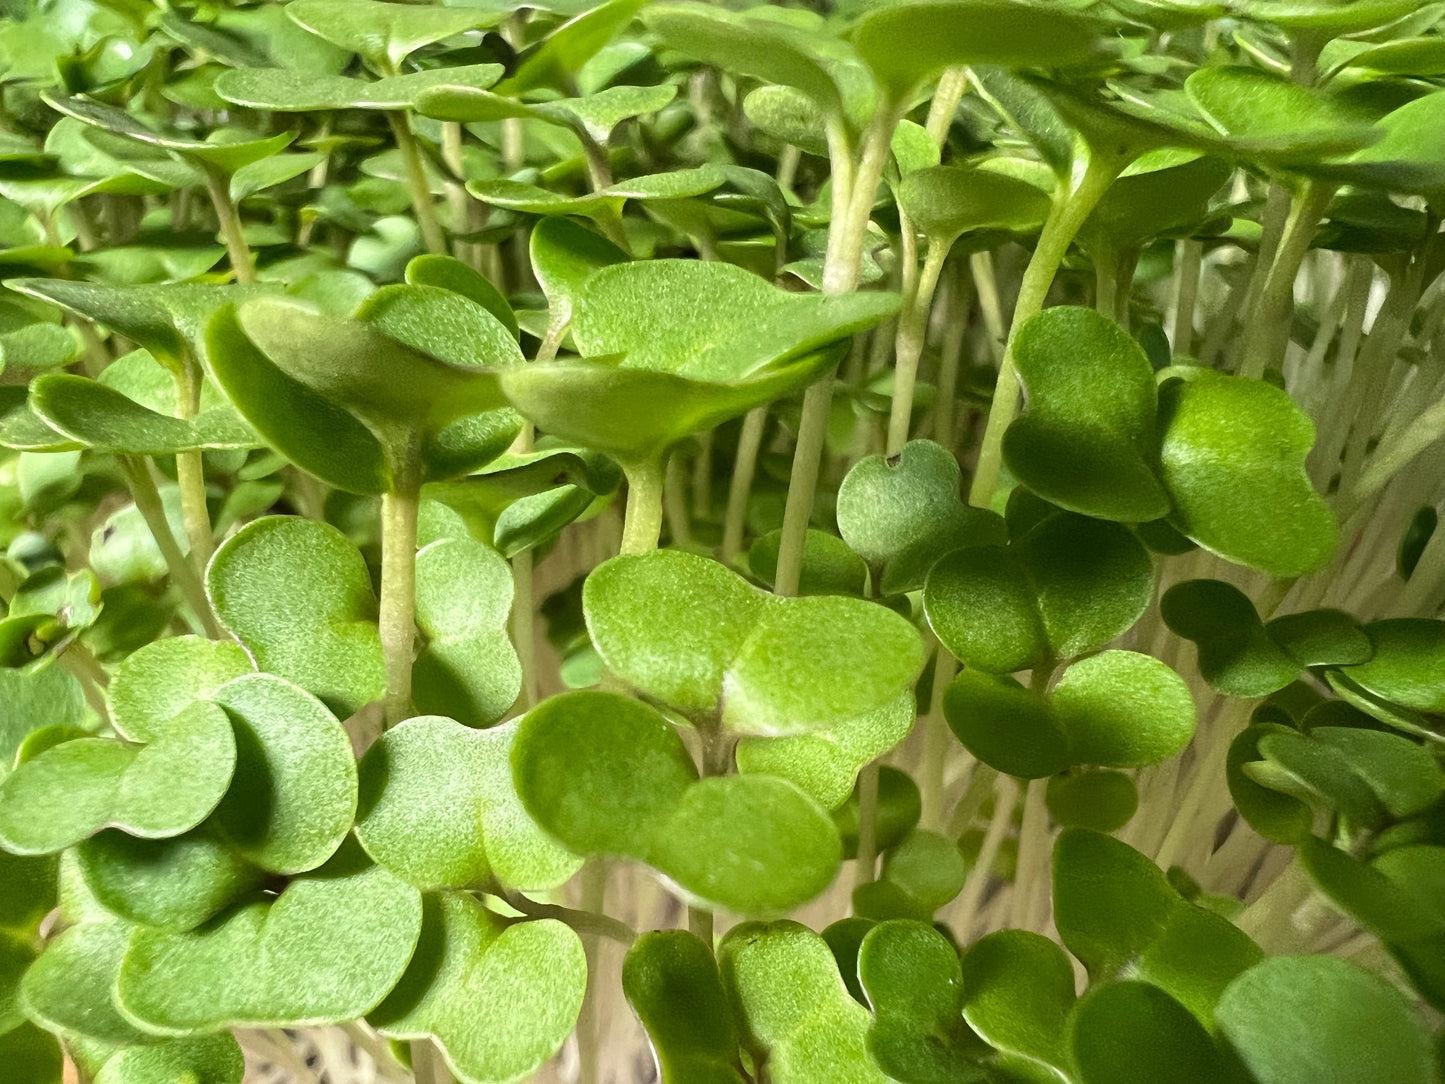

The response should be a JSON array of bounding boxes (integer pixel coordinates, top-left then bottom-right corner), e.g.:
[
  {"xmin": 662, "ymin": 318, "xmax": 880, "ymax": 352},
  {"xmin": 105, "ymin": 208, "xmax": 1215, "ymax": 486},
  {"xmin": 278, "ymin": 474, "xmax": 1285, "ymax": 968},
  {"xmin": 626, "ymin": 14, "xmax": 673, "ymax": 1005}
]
[
  {"xmin": 410, "ymin": 1040, "xmax": 451, "ymax": 1084},
  {"xmin": 720, "ymin": 407, "xmax": 767, "ymax": 567},
  {"xmin": 202, "ymin": 171, "xmax": 255, "ymax": 285},
  {"xmin": 387, "ymin": 111, "xmax": 447, "ymax": 256},
  {"xmin": 662, "ymin": 451, "xmax": 692, "ymax": 548},
  {"xmin": 512, "ymin": 549, "xmax": 537, "ymax": 711},
  {"xmin": 969, "ymin": 149, "xmax": 1124, "ymax": 509},
  {"xmin": 619, "ymin": 458, "xmax": 665, "ymax": 555},
  {"xmin": 1171, "ymin": 238, "xmax": 1204, "ymax": 356},
  {"xmin": 379, "ymin": 486, "xmax": 420, "ymax": 728},
  {"xmin": 173, "ymin": 362, "xmax": 213, "ymax": 569},
  {"xmin": 934, "ymin": 267, "xmax": 969, "ymax": 449},
  {"xmin": 888, "ymin": 240, "xmax": 950, "ymax": 457},
  {"xmin": 1010, "ymin": 777, "xmax": 1049, "ymax": 931},
  {"xmin": 502, "ymin": 888, "xmax": 636, "ymax": 946},
  {"xmin": 920, "ymin": 647, "xmax": 957, "ymax": 830},
  {"xmin": 1239, "ymin": 180, "xmax": 1334, "ymax": 380},
  {"xmin": 970, "ymin": 249, "xmax": 1007, "ymax": 363},
  {"xmin": 116, "ymin": 455, "xmax": 222, "ymax": 638},
  {"xmin": 925, "ymin": 67, "xmax": 970, "ymax": 146},
  {"xmin": 951, "ymin": 774, "xmax": 1020, "ymax": 940},
  {"xmin": 575, "ymin": 860, "xmax": 608, "ymax": 1084},
  {"xmin": 853, "ymin": 762, "xmax": 882, "ymax": 889}
]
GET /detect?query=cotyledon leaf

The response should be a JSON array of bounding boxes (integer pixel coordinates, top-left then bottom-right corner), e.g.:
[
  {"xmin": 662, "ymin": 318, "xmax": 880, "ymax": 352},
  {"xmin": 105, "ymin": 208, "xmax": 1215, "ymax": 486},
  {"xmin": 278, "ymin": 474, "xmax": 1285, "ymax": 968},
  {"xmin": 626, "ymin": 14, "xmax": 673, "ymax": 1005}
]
[
  {"xmin": 115, "ymin": 840, "xmax": 422, "ymax": 1033},
  {"xmin": 206, "ymin": 515, "xmax": 386, "ymax": 719},
  {"xmin": 1161, "ymin": 579, "xmax": 1301, "ymax": 697},
  {"xmin": 719, "ymin": 920, "xmax": 893, "ymax": 1084},
  {"xmin": 214, "ymin": 63, "xmax": 505, "ymax": 112},
  {"xmin": 285, "ymin": 0, "xmax": 510, "ymax": 72},
  {"xmin": 0, "ymin": 702, "xmax": 235, "ymax": 854},
  {"xmin": 93, "ymin": 1034, "xmax": 245, "ymax": 1084},
  {"xmin": 107, "ymin": 635, "xmax": 255, "ymax": 743},
  {"xmin": 369, "ymin": 893, "xmax": 586, "ymax": 1084},
  {"xmin": 467, "ymin": 166, "xmax": 726, "ymax": 221},
  {"xmin": 29, "ymin": 375, "xmax": 256, "ymax": 454},
  {"xmin": 1069, "ymin": 981, "xmax": 1242, "ymax": 1084},
  {"xmin": 623, "ymin": 930, "xmax": 747, "ymax": 1084},
  {"xmin": 961, "ymin": 930, "xmax": 1075, "ymax": 1079},
  {"xmin": 21, "ymin": 919, "xmax": 152, "ymax": 1046},
  {"xmin": 512, "ymin": 692, "xmax": 841, "ymax": 913},
  {"xmin": 356, "ymin": 715, "xmax": 581, "ymax": 893}
]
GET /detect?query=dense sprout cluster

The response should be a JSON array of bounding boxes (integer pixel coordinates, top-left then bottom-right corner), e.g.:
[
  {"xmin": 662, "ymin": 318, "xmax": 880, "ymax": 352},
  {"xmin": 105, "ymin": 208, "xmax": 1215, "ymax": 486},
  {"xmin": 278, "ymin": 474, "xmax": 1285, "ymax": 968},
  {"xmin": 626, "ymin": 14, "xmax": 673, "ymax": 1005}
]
[{"xmin": 0, "ymin": 0, "xmax": 1443, "ymax": 1082}]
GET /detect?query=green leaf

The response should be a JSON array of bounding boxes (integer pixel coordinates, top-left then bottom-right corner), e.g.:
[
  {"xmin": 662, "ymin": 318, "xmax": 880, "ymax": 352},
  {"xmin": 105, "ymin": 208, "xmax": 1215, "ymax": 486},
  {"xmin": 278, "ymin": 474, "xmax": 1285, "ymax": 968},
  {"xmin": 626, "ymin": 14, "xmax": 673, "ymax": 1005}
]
[
  {"xmin": 622, "ymin": 931, "xmax": 747, "ymax": 1084},
  {"xmin": 833, "ymin": 767, "xmax": 921, "ymax": 862},
  {"xmin": 1265, "ymin": 609, "xmax": 1372, "ymax": 668},
  {"xmin": 94, "ymin": 1034, "xmax": 245, "ymax": 1084},
  {"xmin": 406, "ymin": 254, "xmax": 517, "ymax": 340},
  {"xmin": 1217, "ymin": 955, "xmax": 1441, "ymax": 1084},
  {"xmin": 21, "ymin": 920, "xmax": 151, "ymax": 1045},
  {"xmin": 285, "ymin": 0, "xmax": 509, "ymax": 71},
  {"xmin": 584, "ymin": 550, "xmax": 924, "ymax": 733},
  {"xmin": 1045, "ymin": 770, "xmax": 1138, "ymax": 832},
  {"xmin": 0, "ymin": 929, "xmax": 35, "ymax": 1034},
  {"xmin": 838, "ymin": 439, "xmax": 1006, "ymax": 595},
  {"xmin": 498, "ymin": 0, "xmax": 646, "ymax": 94},
  {"xmin": 961, "ymin": 930, "xmax": 1075, "ymax": 1077},
  {"xmin": 206, "ymin": 303, "xmax": 389, "ymax": 495},
  {"xmin": 1313, "ymin": 727, "xmax": 1445, "ymax": 819},
  {"xmin": 719, "ymin": 920, "xmax": 893, "ymax": 1084},
  {"xmin": 528, "ymin": 217, "xmax": 629, "ymax": 330},
  {"xmin": 0, "ymin": 666, "xmax": 88, "ymax": 781},
  {"xmin": 108, "ymin": 635, "xmax": 254, "ymax": 743},
  {"xmin": 1226, "ymin": 723, "xmax": 1315, "ymax": 844},
  {"xmin": 926, "ymin": 547, "xmax": 1047, "ymax": 674},
  {"xmin": 370, "ymin": 893, "xmax": 586, "ymax": 1084},
  {"xmin": 858, "ymin": 919, "xmax": 983, "ymax": 1083},
  {"xmin": 0, "ymin": 849, "xmax": 58, "ymax": 935},
  {"xmin": 1298, "ymin": 837, "xmax": 1445, "ymax": 945},
  {"xmin": 896, "ymin": 166, "xmax": 1051, "ymax": 247},
  {"xmin": 412, "ymin": 540, "xmax": 520, "ymax": 728},
  {"xmin": 744, "ymin": 86, "xmax": 830, "ymax": 157},
  {"xmin": 29, "ymin": 375, "xmax": 255, "ymax": 455},
  {"xmin": 207, "ymin": 516, "xmax": 386, "ymax": 718},
  {"xmin": 1069, "ymin": 982, "xmax": 1242, "ymax": 1084},
  {"xmin": 1339, "ymin": 619, "xmax": 1445, "ymax": 714},
  {"xmin": 1080, "ymin": 155, "xmax": 1231, "ymax": 253},
  {"xmin": 1054, "ymin": 651, "xmax": 1196, "ymax": 768},
  {"xmin": 748, "ymin": 529, "xmax": 869, "ymax": 598},
  {"xmin": 208, "ymin": 674, "xmax": 357, "ymax": 875},
  {"xmin": 1256, "ymin": 729, "xmax": 1386, "ymax": 829},
  {"xmin": 215, "ymin": 63, "xmax": 504, "ymax": 112},
  {"xmin": 116, "ymin": 840, "xmax": 422, "ymax": 1032},
  {"xmin": 0, "ymin": 703, "xmax": 235, "ymax": 854},
  {"xmin": 735, "ymin": 693, "xmax": 914, "ymax": 810},
  {"xmin": 852, "ymin": 0, "xmax": 1101, "ymax": 106},
  {"xmin": 468, "ymin": 167, "xmax": 726, "ymax": 221},
  {"xmin": 1161, "ymin": 579, "xmax": 1300, "ymax": 697},
  {"xmin": 1005, "ymin": 307, "xmax": 1171, "ymax": 522},
  {"xmin": 76, "ymin": 828, "xmax": 265, "ymax": 932},
  {"xmin": 0, "ymin": 1025, "xmax": 61, "ymax": 1084},
  {"xmin": 513, "ymin": 692, "xmax": 841, "ymax": 913},
  {"xmin": 944, "ymin": 671, "xmax": 1069, "ymax": 779},
  {"xmin": 356, "ymin": 715, "xmax": 581, "ymax": 892},
  {"xmin": 1158, "ymin": 371, "xmax": 1336, "ymax": 576}
]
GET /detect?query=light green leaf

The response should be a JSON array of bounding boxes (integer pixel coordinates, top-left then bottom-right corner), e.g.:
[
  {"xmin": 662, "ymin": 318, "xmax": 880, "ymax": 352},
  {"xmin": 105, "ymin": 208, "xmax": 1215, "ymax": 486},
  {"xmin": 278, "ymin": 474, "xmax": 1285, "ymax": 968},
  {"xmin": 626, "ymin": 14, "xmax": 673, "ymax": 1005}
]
[
  {"xmin": 1069, "ymin": 982, "xmax": 1241, "ymax": 1084},
  {"xmin": 108, "ymin": 636, "xmax": 254, "ymax": 743},
  {"xmin": 215, "ymin": 63, "xmax": 504, "ymax": 112},
  {"xmin": 528, "ymin": 217, "xmax": 629, "ymax": 330},
  {"xmin": 207, "ymin": 516, "xmax": 386, "ymax": 718},
  {"xmin": 94, "ymin": 1034, "xmax": 245, "ymax": 1084},
  {"xmin": 897, "ymin": 166, "xmax": 1050, "ymax": 247},
  {"xmin": 1045, "ymin": 770, "xmax": 1138, "ymax": 832},
  {"xmin": 1051, "ymin": 650, "xmax": 1195, "ymax": 768},
  {"xmin": 1161, "ymin": 580, "xmax": 1301, "ymax": 697},
  {"xmin": 961, "ymin": 930, "xmax": 1075, "ymax": 1077},
  {"xmin": 21, "ymin": 921, "xmax": 151, "ymax": 1045},
  {"xmin": 285, "ymin": 0, "xmax": 509, "ymax": 71},
  {"xmin": 1339, "ymin": 619, "xmax": 1445, "ymax": 714},
  {"xmin": 370, "ymin": 893, "xmax": 586, "ymax": 1084},
  {"xmin": 943, "ymin": 670, "xmax": 1069, "ymax": 779},
  {"xmin": 468, "ymin": 167, "xmax": 726, "ymax": 221},
  {"xmin": 623, "ymin": 931, "xmax": 747, "ymax": 1084}
]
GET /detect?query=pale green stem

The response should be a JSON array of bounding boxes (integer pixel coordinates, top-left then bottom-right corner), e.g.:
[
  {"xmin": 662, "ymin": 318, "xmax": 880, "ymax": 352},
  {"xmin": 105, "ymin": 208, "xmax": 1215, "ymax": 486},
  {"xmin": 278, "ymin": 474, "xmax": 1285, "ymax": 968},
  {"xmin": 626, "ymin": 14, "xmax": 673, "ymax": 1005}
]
[
  {"xmin": 1011, "ymin": 777, "xmax": 1049, "ymax": 931},
  {"xmin": 410, "ymin": 1040, "xmax": 451, "ymax": 1084},
  {"xmin": 1171, "ymin": 238, "xmax": 1204, "ymax": 356},
  {"xmin": 947, "ymin": 763, "xmax": 998, "ymax": 838},
  {"xmin": 575, "ymin": 859, "xmax": 609, "ymax": 1084},
  {"xmin": 951, "ymin": 774, "xmax": 1019, "ymax": 941},
  {"xmin": 691, "ymin": 431, "xmax": 713, "ymax": 521},
  {"xmin": 512, "ymin": 549, "xmax": 537, "ymax": 711},
  {"xmin": 969, "ymin": 150, "xmax": 1124, "ymax": 509},
  {"xmin": 663, "ymin": 451, "xmax": 691, "ymax": 548},
  {"xmin": 502, "ymin": 888, "xmax": 636, "ymax": 946},
  {"xmin": 853, "ymin": 761, "xmax": 882, "ymax": 890},
  {"xmin": 1154, "ymin": 701, "xmax": 1250, "ymax": 871},
  {"xmin": 380, "ymin": 486, "xmax": 420, "ymax": 728},
  {"xmin": 387, "ymin": 112, "xmax": 447, "ymax": 256},
  {"xmin": 720, "ymin": 406, "xmax": 767, "ymax": 568},
  {"xmin": 174, "ymin": 362, "xmax": 213, "ymax": 569},
  {"xmin": 933, "ymin": 267, "xmax": 969, "ymax": 450},
  {"xmin": 619, "ymin": 459, "xmax": 665, "ymax": 556},
  {"xmin": 970, "ymin": 250, "xmax": 1007, "ymax": 364},
  {"xmin": 888, "ymin": 240, "xmax": 950, "ymax": 457},
  {"xmin": 920, "ymin": 646, "xmax": 957, "ymax": 830},
  {"xmin": 925, "ymin": 67, "xmax": 970, "ymax": 146},
  {"xmin": 1094, "ymin": 245, "xmax": 1121, "ymax": 320},
  {"xmin": 202, "ymin": 171, "xmax": 255, "ymax": 285},
  {"xmin": 1239, "ymin": 180, "xmax": 1334, "ymax": 380},
  {"xmin": 59, "ymin": 644, "xmax": 109, "ymax": 723},
  {"xmin": 117, "ymin": 455, "xmax": 222, "ymax": 638},
  {"xmin": 775, "ymin": 115, "xmax": 895, "ymax": 597}
]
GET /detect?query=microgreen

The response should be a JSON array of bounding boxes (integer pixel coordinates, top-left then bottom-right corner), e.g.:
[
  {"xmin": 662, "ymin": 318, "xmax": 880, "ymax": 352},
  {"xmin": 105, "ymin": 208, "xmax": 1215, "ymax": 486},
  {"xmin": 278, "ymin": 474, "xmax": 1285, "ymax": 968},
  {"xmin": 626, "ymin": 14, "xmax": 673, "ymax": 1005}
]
[{"xmin": 3, "ymin": 1, "xmax": 1445, "ymax": 1080}]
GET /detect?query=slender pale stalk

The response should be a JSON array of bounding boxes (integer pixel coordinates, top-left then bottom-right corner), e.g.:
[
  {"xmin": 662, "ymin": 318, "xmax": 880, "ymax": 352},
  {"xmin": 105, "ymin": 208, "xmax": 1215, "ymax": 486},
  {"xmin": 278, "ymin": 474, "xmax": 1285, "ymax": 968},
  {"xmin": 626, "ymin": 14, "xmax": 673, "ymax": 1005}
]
[
  {"xmin": 1171, "ymin": 238, "xmax": 1204, "ymax": 356},
  {"xmin": 117, "ymin": 455, "xmax": 222, "ymax": 638},
  {"xmin": 951, "ymin": 774, "xmax": 1019, "ymax": 940},
  {"xmin": 853, "ymin": 763, "xmax": 882, "ymax": 889},
  {"xmin": 969, "ymin": 150, "xmax": 1124, "ymax": 509},
  {"xmin": 1238, "ymin": 180, "xmax": 1334, "ymax": 379},
  {"xmin": 174, "ymin": 362, "xmax": 214, "ymax": 569},
  {"xmin": 1010, "ymin": 778, "xmax": 1049, "ymax": 930},
  {"xmin": 575, "ymin": 859, "xmax": 609, "ymax": 1084},
  {"xmin": 925, "ymin": 67, "xmax": 970, "ymax": 145},
  {"xmin": 969, "ymin": 250, "xmax": 1007, "ymax": 363},
  {"xmin": 662, "ymin": 452, "xmax": 692, "ymax": 548},
  {"xmin": 202, "ymin": 171, "xmax": 255, "ymax": 285},
  {"xmin": 387, "ymin": 112, "xmax": 447, "ymax": 256},
  {"xmin": 619, "ymin": 459, "xmax": 665, "ymax": 556},
  {"xmin": 379, "ymin": 485, "xmax": 421, "ymax": 728},
  {"xmin": 720, "ymin": 407, "xmax": 767, "ymax": 567},
  {"xmin": 887, "ymin": 240, "xmax": 950, "ymax": 457},
  {"xmin": 920, "ymin": 648, "xmax": 957, "ymax": 830}
]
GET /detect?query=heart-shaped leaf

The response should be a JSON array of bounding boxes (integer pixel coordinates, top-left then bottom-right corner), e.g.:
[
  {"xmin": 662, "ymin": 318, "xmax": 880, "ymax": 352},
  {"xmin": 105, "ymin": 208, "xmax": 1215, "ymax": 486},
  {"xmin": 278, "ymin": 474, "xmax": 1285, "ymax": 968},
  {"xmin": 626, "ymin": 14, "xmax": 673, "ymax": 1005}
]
[
  {"xmin": 944, "ymin": 671, "xmax": 1070, "ymax": 779},
  {"xmin": 356, "ymin": 715, "xmax": 581, "ymax": 892},
  {"xmin": 748, "ymin": 528, "xmax": 869, "ymax": 597},
  {"xmin": 528, "ymin": 217, "xmax": 629, "ymax": 330},
  {"xmin": 94, "ymin": 1034, "xmax": 244, "ymax": 1084},
  {"xmin": 208, "ymin": 674, "xmax": 357, "ymax": 875},
  {"xmin": 417, "ymin": 82, "xmax": 675, "ymax": 146},
  {"xmin": 1045, "ymin": 769, "xmax": 1138, "ymax": 832},
  {"xmin": 1069, "ymin": 982, "xmax": 1241, "ymax": 1084},
  {"xmin": 1337, "ymin": 619, "xmax": 1445, "ymax": 714},
  {"xmin": 405, "ymin": 254, "xmax": 517, "ymax": 340},
  {"xmin": 584, "ymin": 550, "xmax": 925, "ymax": 734},
  {"xmin": 76, "ymin": 827, "xmax": 265, "ymax": 932},
  {"xmin": 370, "ymin": 893, "xmax": 586, "ymax": 1084},
  {"xmin": 497, "ymin": 0, "xmax": 646, "ymax": 95},
  {"xmin": 1004, "ymin": 307, "xmax": 1171, "ymax": 522},
  {"xmin": 108, "ymin": 635, "xmax": 254, "ymax": 743},
  {"xmin": 853, "ymin": 830, "xmax": 967, "ymax": 922},
  {"xmin": 285, "ymin": 0, "xmax": 509, "ymax": 71},
  {"xmin": 21, "ymin": 920, "xmax": 151, "ymax": 1046},
  {"xmin": 0, "ymin": 702, "xmax": 235, "ymax": 854},
  {"xmin": 1216, "ymin": 955, "xmax": 1440, "ymax": 1084},
  {"xmin": 962, "ymin": 930, "xmax": 1075, "ymax": 1078},
  {"xmin": 853, "ymin": 0, "xmax": 1101, "ymax": 106},
  {"xmin": 412, "ymin": 539, "xmax": 521, "ymax": 728},
  {"xmin": 623, "ymin": 930, "xmax": 747, "ymax": 1084},
  {"xmin": 858, "ymin": 919, "xmax": 983, "ymax": 1083},
  {"xmin": 719, "ymin": 921, "xmax": 892, "ymax": 1084},
  {"xmin": 1158, "ymin": 371, "xmax": 1336, "ymax": 577},
  {"xmin": 735, "ymin": 693, "xmax": 914, "ymax": 810},
  {"xmin": 1080, "ymin": 155, "xmax": 1231, "ymax": 253},
  {"xmin": 468, "ymin": 167, "xmax": 726, "ymax": 222},
  {"xmin": 837, "ymin": 439, "xmax": 1006, "ymax": 595},
  {"xmin": 1161, "ymin": 580, "xmax": 1302, "ymax": 697},
  {"xmin": 116, "ymin": 840, "xmax": 422, "ymax": 1032},
  {"xmin": 207, "ymin": 516, "xmax": 386, "ymax": 718},
  {"xmin": 1265, "ymin": 609, "xmax": 1372, "ymax": 669},
  {"xmin": 215, "ymin": 63, "xmax": 504, "ymax": 112},
  {"xmin": 512, "ymin": 692, "xmax": 841, "ymax": 913},
  {"xmin": 1312, "ymin": 727, "xmax": 1445, "ymax": 818},
  {"xmin": 1052, "ymin": 651, "xmax": 1195, "ymax": 769}
]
